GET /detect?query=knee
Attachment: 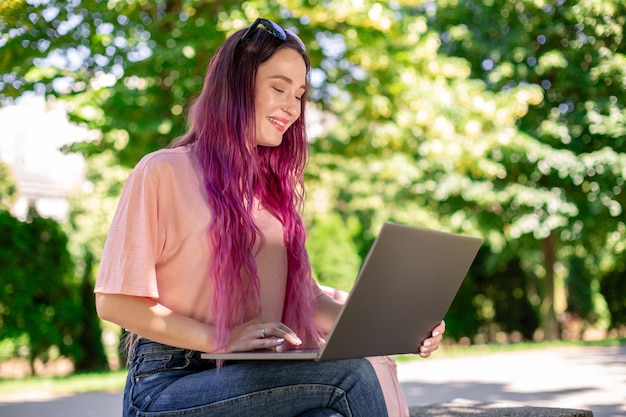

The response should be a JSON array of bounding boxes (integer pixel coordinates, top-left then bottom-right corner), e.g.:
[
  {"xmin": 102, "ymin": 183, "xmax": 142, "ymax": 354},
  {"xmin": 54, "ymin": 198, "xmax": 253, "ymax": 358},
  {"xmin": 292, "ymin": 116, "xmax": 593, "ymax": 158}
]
[
  {"xmin": 341, "ymin": 358, "xmax": 387, "ymax": 415},
  {"xmin": 343, "ymin": 358, "xmax": 383, "ymax": 391},
  {"xmin": 355, "ymin": 357, "xmax": 380, "ymax": 382}
]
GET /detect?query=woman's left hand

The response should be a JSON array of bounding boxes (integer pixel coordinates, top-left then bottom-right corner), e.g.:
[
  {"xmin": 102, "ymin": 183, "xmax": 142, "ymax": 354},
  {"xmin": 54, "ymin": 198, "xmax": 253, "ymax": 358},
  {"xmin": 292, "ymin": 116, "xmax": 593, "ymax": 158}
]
[{"xmin": 418, "ymin": 320, "xmax": 445, "ymax": 358}]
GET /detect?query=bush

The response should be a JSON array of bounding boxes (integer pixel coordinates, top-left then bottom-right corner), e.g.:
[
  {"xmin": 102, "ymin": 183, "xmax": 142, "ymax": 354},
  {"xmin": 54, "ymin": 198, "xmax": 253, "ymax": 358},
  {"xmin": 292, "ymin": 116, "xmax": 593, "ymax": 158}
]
[{"xmin": 0, "ymin": 208, "xmax": 81, "ymax": 374}]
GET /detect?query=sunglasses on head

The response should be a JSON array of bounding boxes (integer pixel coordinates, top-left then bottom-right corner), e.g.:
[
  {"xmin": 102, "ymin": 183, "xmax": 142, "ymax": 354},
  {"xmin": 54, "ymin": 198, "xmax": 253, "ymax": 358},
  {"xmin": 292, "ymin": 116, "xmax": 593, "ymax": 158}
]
[{"xmin": 238, "ymin": 18, "xmax": 306, "ymax": 50}]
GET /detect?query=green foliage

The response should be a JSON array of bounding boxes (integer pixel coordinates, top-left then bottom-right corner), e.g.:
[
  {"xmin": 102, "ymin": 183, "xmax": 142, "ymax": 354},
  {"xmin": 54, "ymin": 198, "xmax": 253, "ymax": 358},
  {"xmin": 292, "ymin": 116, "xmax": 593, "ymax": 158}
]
[
  {"xmin": 430, "ymin": 0, "xmax": 626, "ymax": 335},
  {"xmin": 0, "ymin": 0, "xmax": 256, "ymax": 166},
  {"xmin": 0, "ymin": 208, "xmax": 81, "ymax": 373},
  {"xmin": 72, "ymin": 250, "xmax": 108, "ymax": 371},
  {"xmin": 566, "ymin": 256, "xmax": 594, "ymax": 321},
  {"xmin": 0, "ymin": 160, "xmax": 18, "ymax": 210},
  {"xmin": 601, "ymin": 265, "xmax": 626, "ymax": 328},
  {"xmin": 447, "ymin": 248, "xmax": 540, "ymax": 342},
  {"xmin": 65, "ymin": 150, "xmax": 130, "ymax": 262},
  {"xmin": 306, "ymin": 213, "xmax": 362, "ymax": 292}
]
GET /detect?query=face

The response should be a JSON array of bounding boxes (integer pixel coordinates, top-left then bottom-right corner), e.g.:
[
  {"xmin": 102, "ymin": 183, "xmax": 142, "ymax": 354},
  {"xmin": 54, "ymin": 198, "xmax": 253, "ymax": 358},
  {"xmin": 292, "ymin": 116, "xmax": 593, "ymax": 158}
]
[{"xmin": 254, "ymin": 47, "xmax": 307, "ymax": 147}]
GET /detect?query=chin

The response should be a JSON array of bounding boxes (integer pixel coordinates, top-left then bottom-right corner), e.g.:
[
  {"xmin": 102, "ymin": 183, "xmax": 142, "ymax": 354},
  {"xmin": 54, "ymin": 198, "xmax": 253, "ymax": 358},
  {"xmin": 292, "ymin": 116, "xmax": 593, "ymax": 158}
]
[{"xmin": 257, "ymin": 136, "xmax": 284, "ymax": 147}]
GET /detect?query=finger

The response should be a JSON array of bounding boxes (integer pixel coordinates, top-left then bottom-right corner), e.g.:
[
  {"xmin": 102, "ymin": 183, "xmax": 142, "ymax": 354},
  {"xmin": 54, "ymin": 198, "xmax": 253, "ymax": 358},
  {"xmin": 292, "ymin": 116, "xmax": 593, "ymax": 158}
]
[
  {"xmin": 264, "ymin": 322, "xmax": 302, "ymax": 346},
  {"xmin": 431, "ymin": 320, "xmax": 446, "ymax": 337},
  {"xmin": 420, "ymin": 333, "xmax": 443, "ymax": 352},
  {"xmin": 418, "ymin": 321, "xmax": 446, "ymax": 358},
  {"xmin": 418, "ymin": 336, "xmax": 442, "ymax": 357},
  {"xmin": 424, "ymin": 320, "xmax": 445, "ymax": 346},
  {"xmin": 252, "ymin": 336, "xmax": 286, "ymax": 350},
  {"xmin": 424, "ymin": 332, "xmax": 443, "ymax": 346},
  {"xmin": 243, "ymin": 325, "xmax": 286, "ymax": 351}
]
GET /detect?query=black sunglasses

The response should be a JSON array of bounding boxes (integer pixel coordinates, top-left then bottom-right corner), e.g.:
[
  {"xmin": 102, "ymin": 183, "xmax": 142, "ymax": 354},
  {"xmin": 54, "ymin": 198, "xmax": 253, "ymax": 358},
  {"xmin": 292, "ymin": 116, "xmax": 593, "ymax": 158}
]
[{"xmin": 238, "ymin": 18, "xmax": 305, "ymax": 50}]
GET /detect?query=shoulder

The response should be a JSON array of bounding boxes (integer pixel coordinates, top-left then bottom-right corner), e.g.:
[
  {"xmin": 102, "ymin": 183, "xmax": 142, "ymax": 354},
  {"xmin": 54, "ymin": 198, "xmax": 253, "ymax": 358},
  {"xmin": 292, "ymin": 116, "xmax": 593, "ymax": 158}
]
[
  {"xmin": 132, "ymin": 146, "xmax": 193, "ymax": 179},
  {"xmin": 136, "ymin": 146, "xmax": 192, "ymax": 171}
]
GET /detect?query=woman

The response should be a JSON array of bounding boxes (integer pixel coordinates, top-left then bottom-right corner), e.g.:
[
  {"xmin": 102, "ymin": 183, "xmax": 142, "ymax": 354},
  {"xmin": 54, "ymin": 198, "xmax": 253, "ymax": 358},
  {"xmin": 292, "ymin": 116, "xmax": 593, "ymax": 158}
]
[{"xmin": 95, "ymin": 18, "xmax": 444, "ymax": 417}]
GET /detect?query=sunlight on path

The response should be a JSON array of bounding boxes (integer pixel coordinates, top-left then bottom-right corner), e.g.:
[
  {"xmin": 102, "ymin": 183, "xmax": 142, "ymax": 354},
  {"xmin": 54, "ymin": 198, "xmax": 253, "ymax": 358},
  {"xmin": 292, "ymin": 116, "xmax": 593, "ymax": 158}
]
[{"xmin": 397, "ymin": 345, "xmax": 626, "ymax": 417}]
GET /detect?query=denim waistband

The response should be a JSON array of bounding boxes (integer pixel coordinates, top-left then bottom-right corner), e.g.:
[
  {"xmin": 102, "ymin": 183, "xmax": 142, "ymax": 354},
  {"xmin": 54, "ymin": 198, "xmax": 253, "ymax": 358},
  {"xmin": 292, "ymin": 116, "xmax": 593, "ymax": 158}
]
[
  {"xmin": 132, "ymin": 338, "xmax": 200, "ymax": 359},
  {"xmin": 130, "ymin": 338, "xmax": 220, "ymax": 371}
]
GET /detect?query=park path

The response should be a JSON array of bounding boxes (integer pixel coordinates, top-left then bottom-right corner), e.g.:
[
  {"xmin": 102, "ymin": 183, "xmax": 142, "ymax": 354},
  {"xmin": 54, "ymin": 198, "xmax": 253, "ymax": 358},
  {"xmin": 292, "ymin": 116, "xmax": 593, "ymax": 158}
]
[
  {"xmin": 0, "ymin": 345, "xmax": 624, "ymax": 417},
  {"xmin": 398, "ymin": 344, "xmax": 626, "ymax": 417}
]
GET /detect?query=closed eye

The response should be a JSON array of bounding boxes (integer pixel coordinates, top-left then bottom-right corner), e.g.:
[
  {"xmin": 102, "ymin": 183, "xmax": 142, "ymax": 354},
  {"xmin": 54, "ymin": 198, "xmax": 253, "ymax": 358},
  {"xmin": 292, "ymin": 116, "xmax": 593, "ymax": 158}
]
[{"xmin": 273, "ymin": 85, "xmax": 303, "ymax": 101}]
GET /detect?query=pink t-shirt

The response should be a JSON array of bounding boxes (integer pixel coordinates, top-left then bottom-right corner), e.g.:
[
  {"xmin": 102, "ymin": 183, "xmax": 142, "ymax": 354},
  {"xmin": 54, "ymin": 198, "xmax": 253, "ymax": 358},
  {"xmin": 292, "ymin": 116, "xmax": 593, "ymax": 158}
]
[{"xmin": 95, "ymin": 145, "xmax": 320, "ymax": 325}]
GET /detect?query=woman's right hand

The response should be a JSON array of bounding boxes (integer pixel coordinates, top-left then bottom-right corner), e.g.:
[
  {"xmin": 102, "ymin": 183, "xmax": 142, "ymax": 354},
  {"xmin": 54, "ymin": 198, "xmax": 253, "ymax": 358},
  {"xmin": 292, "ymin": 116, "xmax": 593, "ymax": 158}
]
[{"xmin": 228, "ymin": 319, "xmax": 302, "ymax": 352}]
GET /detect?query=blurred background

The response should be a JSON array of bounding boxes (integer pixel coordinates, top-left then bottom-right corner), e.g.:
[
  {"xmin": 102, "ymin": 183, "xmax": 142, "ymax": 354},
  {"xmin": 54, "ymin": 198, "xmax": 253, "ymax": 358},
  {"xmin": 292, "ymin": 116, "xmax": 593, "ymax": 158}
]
[{"xmin": 0, "ymin": 0, "xmax": 624, "ymax": 380}]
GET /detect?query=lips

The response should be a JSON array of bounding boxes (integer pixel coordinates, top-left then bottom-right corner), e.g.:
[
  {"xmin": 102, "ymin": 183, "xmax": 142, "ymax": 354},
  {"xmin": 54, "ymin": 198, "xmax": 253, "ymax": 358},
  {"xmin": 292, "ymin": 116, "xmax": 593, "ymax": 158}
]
[{"xmin": 267, "ymin": 116, "xmax": 288, "ymax": 132}]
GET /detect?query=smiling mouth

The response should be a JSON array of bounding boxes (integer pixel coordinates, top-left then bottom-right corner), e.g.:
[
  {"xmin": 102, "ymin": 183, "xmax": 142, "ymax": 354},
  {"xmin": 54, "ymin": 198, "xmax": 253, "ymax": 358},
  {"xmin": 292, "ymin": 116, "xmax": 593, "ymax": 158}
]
[{"xmin": 267, "ymin": 116, "xmax": 287, "ymax": 131}]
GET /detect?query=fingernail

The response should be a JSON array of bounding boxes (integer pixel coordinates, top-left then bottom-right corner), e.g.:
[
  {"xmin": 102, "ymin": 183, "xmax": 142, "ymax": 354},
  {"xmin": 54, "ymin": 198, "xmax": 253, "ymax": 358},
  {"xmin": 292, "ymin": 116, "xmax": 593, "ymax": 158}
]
[
  {"xmin": 276, "ymin": 338, "xmax": 285, "ymax": 344},
  {"xmin": 432, "ymin": 331, "xmax": 440, "ymax": 337},
  {"xmin": 423, "ymin": 341, "xmax": 432, "ymax": 347},
  {"xmin": 294, "ymin": 337, "xmax": 302, "ymax": 345},
  {"xmin": 420, "ymin": 346, "xmax": 429, "ymax": 353}
]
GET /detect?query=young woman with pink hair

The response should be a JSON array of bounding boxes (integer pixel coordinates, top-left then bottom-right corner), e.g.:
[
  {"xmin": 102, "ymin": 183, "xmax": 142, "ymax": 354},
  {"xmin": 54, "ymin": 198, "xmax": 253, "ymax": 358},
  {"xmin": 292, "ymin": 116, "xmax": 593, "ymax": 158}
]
[{"xmin": 95, "ymin": 18, "xmax": 444, "ymax": 417}]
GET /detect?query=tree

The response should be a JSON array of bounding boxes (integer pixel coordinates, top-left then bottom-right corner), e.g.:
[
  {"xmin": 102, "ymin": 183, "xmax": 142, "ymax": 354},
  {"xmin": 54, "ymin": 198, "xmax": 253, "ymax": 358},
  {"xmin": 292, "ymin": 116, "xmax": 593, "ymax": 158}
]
[
  {"xmin": 429, "ymin": 0, "xmax": 626, "ymax": 338},
  {"xmin": 1, "ymin": 0, "xmax": 244, "ymax": 164}
]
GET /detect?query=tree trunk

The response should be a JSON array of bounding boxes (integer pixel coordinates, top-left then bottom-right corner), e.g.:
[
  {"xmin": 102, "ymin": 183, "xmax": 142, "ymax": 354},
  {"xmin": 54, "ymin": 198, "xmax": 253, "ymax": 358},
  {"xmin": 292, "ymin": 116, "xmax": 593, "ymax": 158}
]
[
  {"xmin": 540, "ymin": 230, "xmax": 560, "ymax": 341},
  {"xmin": 29, "ymin": 356, "xmax": 36, "ymax": 376}
]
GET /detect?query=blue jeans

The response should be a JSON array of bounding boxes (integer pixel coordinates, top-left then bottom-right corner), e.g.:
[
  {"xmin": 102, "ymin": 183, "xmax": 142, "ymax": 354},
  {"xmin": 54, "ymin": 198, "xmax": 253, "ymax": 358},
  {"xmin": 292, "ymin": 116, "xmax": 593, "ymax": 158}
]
[{"xmin": 124, "ymin": 339, "xmax": 388, "ymax": 417}]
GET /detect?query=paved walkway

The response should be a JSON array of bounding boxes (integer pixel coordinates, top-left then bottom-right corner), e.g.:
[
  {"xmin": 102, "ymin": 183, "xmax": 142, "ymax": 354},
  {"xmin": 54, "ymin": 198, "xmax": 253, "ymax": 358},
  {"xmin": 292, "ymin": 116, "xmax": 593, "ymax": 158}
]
[
  {"xmin": 398, "ymin": 344, "xmax": 626, "ymax": 417},
  {"xmin": 0, "ymin": 345, "xmax": 624, "ymax": 417}
]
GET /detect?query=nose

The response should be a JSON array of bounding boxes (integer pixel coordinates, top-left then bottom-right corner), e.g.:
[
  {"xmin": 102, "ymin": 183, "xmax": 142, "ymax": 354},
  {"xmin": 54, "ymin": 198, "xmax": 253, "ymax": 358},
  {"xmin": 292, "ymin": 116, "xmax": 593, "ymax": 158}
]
[
  {"xmin": 282, "ymin": 98, "xmax": 300, "ymax": 117},
  {"xmin": 281, "ymin": 104, "xmax": 294, "ymax": 116}
]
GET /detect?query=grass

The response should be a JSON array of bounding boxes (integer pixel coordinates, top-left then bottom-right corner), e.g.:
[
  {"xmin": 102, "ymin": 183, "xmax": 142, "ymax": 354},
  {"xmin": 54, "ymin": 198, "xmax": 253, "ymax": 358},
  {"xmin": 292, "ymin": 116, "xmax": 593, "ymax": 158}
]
[
  {"xmin": 1, "ymin": 338, "xmax": 624, "ymax": 398},
  {"xmin": 0, "ymin": 369, "xmax": 127, "ymax": 398},
  {"xmin": 391, "ymin": 337, "xmax": 625, "ymax": 362},
  {"xmin": 441, "ymin": 336, "xmax": 624, "ymax": 355}
]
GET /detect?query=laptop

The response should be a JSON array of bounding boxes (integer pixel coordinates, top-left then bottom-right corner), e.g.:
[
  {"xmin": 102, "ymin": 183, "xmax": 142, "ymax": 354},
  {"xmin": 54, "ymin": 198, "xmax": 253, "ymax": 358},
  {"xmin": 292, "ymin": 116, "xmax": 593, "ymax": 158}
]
[{"xmin": 201, "ymin": 222, "xmax": 482, "ymax": 361}]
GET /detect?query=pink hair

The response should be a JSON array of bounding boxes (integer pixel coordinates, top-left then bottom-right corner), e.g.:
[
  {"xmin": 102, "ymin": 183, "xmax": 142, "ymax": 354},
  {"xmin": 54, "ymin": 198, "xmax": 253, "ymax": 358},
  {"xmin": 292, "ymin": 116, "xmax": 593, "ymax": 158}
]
[{"xmin": 171, "ymin": 27, "xmax": 323, "ymax": 352}]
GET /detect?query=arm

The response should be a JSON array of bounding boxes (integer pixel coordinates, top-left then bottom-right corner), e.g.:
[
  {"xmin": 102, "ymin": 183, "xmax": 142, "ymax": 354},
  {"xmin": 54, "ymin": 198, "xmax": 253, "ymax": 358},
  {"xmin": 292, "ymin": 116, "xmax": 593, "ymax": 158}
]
[
  {"xmin": 96, "ymin": 293, "xmax": 216, "ymax": 352},
  {"xmin": 96, "ymin": 293, "xmax": 300, "ymax": 352},
  {"xmin": 314, "ymin": 293, "xmax": 343, "ymax": 335}
]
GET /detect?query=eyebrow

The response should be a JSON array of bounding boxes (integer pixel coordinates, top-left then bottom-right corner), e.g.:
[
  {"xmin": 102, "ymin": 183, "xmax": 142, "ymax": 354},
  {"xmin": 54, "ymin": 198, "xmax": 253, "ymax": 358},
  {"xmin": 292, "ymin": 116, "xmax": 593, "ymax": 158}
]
[{"xmin": 268, "ymin": 74, "xmax": 306, "ymax": 90}]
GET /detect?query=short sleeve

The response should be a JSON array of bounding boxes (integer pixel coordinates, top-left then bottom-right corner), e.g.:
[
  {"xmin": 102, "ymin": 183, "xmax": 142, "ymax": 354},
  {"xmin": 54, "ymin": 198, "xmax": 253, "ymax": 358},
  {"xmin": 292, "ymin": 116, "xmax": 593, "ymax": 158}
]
[
  {"xmin": 95, "ymin": 159, "xmax": 162, "ymax": 298},
  {"xmin": 311, "ymin": 277, "xmax": 325, "ymax": 299}
]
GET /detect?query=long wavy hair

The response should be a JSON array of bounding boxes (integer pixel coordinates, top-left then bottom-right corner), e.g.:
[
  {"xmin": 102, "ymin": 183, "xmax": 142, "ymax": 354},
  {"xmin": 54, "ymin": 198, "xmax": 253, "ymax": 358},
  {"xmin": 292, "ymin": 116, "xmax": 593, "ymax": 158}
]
[{"xmin": 170, "ymin": 26, "xmax": 322, "ymax": 352}]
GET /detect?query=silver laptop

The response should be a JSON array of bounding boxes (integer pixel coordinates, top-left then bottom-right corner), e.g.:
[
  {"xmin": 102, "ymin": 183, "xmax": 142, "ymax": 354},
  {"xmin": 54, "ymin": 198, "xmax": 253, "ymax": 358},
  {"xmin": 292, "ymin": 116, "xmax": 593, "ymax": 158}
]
[{"xmin": 201, "ymin": 222, "xmax": 482, "ymax": 361}]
